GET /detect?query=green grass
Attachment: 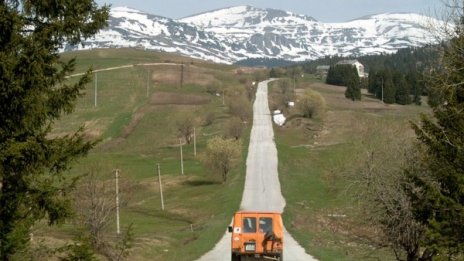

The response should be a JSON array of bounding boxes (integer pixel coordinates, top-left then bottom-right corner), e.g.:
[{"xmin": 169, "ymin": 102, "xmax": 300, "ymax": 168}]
[
  {"xmin": 275, "ymin": 78, "xmax": 430, "ymax": 260},
  {"xmin": 31, "ymin": 48, "xmax": 257, "ymax": 261}
]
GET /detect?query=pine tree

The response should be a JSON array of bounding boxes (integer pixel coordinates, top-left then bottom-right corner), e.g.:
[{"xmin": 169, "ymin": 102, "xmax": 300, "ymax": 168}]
[
  {"xmin": 377, "ymin": 70, "xmax": 396, "ymax": 104},
  {"xmin": 0, "ymin": 1, "xmax": 108, "ymax": 259},
  {"xmin": 393, "ymin": 72, "xmax": 412, "ymax": 105},
  {"xmin": 408, "ymin": 9, "xmax": 464, "ymax": 258},
  {"xmin": 367, "ymin": 69, "xmax": 378, "ymax": 94},
  {"xmin": 406, "ymin": 71, "xmax": 423, "ymax": 105},
  {"xmin": 344, "ymin": 67, "xmax": 361, "ymax": 101}
]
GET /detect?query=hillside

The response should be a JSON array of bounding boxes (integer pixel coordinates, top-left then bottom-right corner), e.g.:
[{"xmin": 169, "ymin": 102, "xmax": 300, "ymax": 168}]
[{"xmin": 32, "ymin": 48, "xmax": 267, "ymax": 261}]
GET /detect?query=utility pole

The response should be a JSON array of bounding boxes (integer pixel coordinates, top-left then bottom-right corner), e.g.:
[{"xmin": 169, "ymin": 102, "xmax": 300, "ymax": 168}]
[
  {"xmin": 193, "ymin": 127, "xmax": 196, "ymax": 157},
  {"xmin": 115, "ymin": 169, "xmax": 120, "ymax": 235},
  {"xmin": 293, "ymin": 73, "xmax": 296, "ymax": 94},
  {"xmin": 381, "ymin": 77, "xmax": 384, "ymax": 103},
  {"xmin": 157, "ymin": 164, "xmax": 165, "ymax": 211},
  {"xmin": 147, "ymin": 69, "xmax": 150, "ymax": 98},
  {"xmin": 180, "ymin": 139, "xmax": 184, "ymax": 175},
  {"xmin": 180, "ymin": 63, "xmax": 184, "ymax": 88},
  {"xmin": 94, "ymin": 73, "xmax": 98, "ymax": 107}
]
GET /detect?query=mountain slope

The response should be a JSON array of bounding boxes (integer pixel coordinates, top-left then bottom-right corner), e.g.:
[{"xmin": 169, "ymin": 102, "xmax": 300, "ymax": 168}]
[
  {"xmin": 68, "ymin": 6, "xmax": 441, "ymax": 64},
  {"xmin": 68, "ymin": 7, "xmax": 231, "ymax": 62}
]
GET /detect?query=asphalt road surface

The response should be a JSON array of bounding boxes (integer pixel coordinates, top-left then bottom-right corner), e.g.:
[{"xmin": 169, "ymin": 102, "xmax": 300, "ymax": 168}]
[{"xmin": 196, "ymin": 80, "xmax": 317, "ymax": 261}]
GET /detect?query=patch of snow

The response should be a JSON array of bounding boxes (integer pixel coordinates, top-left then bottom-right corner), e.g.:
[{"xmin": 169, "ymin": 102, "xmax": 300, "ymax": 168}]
[{"xmin": 273, "ymin": 113, "xmax": 286, "ymax": 126}]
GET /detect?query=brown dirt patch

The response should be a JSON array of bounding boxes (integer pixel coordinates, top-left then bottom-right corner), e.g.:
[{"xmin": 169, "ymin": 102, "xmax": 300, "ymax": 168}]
[
  {"xmin": 308, "ymin": 83, "xmax": 402, "ymax": 113},
  {"xmin": 298, "ymin": 83, "xmax": 408, "ymax": 147},
  {"xmin": 120, "ymin": 110, "xmax": 147, "ymax": 139},
  {"xmin": 150, "ymin": 92, "xmax": 211, "ymax": 105},
  {"xmin": 151, "ymin": 65, "xmax": 217, "ymax": 86},
  {"xmin": 83, "ymin": 120, "xmax": 103, "ymax": 138}
]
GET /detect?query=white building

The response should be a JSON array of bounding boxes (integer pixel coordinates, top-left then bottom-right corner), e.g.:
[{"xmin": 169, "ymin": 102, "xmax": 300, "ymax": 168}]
[{"xmin": 336, "ymin": 59, "xmax": 365, "ymax": 78}]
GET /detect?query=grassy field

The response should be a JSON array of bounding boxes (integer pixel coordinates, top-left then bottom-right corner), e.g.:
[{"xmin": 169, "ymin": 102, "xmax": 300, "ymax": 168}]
[
  {"xmin": 31, "ymin": 48, "xmax": 265, "ymax": 261},
  {"xmin": 32, "ymin": 48, "xmax": 431, "ymax": 260},
  {"xmin": 271, "ymin": 79, "xmax": 431, "ymax": 260}
]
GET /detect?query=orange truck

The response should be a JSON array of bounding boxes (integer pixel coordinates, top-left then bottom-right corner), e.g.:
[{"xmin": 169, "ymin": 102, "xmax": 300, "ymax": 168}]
[{"xmin": 228, "ymin": 211, "xmax": 284, "ymax": 261}]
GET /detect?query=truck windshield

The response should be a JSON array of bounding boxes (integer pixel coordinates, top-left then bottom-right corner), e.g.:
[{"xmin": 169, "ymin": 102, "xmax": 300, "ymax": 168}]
[
  {"xmin": 242, "ymin": 217, "xmax": 256, "ymax": 233},
  {"xmin": 259, "ymin": 217, "xmax": 273, "ymax": 233}
]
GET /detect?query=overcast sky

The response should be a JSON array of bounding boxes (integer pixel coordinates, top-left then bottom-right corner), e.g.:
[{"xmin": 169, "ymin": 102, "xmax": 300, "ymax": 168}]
[{"xmin": 95, "ymin": 0, "xmax": 442, "ymax": 22}]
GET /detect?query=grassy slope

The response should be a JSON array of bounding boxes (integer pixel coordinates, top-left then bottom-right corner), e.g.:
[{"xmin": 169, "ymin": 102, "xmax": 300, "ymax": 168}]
[
  {"xmin": 274, "ymin": 78, "xmax": 430, "ymax": 260},
  {"xmin": 36, "ymin": 48, "xmax": 255, "ymax": 261},
  {"xmin": 39, "ymin": 48, "xmax": 429, "ymax": 260}
]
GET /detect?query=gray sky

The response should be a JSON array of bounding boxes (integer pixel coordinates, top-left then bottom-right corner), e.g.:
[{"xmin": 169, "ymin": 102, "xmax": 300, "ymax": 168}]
[{"xmin": 95, "ymin": 0, "xmax": 442, "ymax": 22}]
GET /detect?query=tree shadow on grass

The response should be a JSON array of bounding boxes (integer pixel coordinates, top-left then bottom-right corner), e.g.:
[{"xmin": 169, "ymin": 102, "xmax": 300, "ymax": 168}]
[{"xmin": 184, "ymin": 179, "xmax": 221, "ymax": 186}]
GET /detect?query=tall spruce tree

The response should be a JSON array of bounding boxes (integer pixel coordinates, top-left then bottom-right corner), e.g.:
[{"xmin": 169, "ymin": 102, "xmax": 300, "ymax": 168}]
[
  {"xmin": 408, "ymin": 7, "xmax": 464, "ymax": 258},
  {"xmin": 344, "ymin": 66, "xmax": 361, "ymax": 101},
  {"xmin": 0, "ymin": 1, "xmax": 108, "ymax": 259},
  {"xmin": 380, "ymin": 71, "xmax": 396, "ymax": 104},
  {"xmin": 393, "ymin": 72, "xmax": 412, "ymax": 105}
]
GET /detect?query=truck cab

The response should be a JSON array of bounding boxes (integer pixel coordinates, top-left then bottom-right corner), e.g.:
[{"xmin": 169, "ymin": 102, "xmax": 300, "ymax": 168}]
[{"xmin": 228, "ymin": 211, "xmax": 283, "ymax": 261}]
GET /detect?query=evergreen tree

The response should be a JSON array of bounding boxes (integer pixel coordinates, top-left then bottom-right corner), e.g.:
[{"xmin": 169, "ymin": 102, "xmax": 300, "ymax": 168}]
[
  {"xmin": 382, "ymin": 75, "xmax": 396, "ymax": 104},
  {"xmin": 393, "ymin": 72, "xmax": 412, "ymax": 105},
  {"xmin": 345, "ymin": 67, "xmax": 361, "ymax": 101},
  {"xmin": 0, "ymin": 1, "xmax": 108, "ymax": 259},
  {"xmin": 408, "ymin": 9, "xmax": 464, "ymax": 258},
  {"xmin": 373, "ymin": 70, "xmax": 392, "ymax": 103},
  {"xmin": 269, "ymin": 68, "xmax": 278, "ymax": 78},
  {"xmin": 406, "ymin": 71, "xmax": 423, "ymax": 105},
  {"xmin": 325, "ymin": 65, "xmax": 338, "ymax": 85},
  {"xmin": 326, "ymin": 64, "xmax": 359, "ymax": 87},
  {"xmin": 367, "ymin": 69, "xmax": 378, "ymax": 94}
]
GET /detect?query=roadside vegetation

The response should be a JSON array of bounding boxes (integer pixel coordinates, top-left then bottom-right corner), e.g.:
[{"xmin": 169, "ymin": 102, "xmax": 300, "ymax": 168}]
[
  {"xmin": 15, "ymin": 48, "xmax": 268, "ymax": 261},
  {"xmin": 273, "ymin": 2, "xmax": 464, "ymax": 258},
  {"xmin": 273, "ymin": 78, "xmax": 431, "ymax": 260}
]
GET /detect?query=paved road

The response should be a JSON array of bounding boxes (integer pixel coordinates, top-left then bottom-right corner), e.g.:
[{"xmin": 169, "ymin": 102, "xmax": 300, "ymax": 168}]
[{"xmin": 196, "ymin": 80, "xmax": 317, "ymax": 261}]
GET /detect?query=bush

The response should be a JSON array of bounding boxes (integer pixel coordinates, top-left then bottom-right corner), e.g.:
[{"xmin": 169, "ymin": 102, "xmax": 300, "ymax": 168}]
[
  {"xmin": 228, "ymin": 97, "xmax": 252, "ymax": 122},
  {"xmin": 297, "ymin": 89, "xmax": 326, "ymax": 118}
]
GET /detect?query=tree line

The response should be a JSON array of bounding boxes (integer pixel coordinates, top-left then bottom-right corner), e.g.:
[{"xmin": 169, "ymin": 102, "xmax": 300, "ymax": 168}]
[
  {"xmin": 325, "ymin": 64, "xmax": 362, "ymax": 101},
  {"xmin": 292, "ymin": 43, "xmax": 443, "ymax": 105}
]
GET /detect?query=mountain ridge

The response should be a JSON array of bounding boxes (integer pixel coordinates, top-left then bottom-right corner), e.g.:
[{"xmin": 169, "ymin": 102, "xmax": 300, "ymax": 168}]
[{"xmin": 67, "ymin": 5, "xmax": 441, "ymax": 64}]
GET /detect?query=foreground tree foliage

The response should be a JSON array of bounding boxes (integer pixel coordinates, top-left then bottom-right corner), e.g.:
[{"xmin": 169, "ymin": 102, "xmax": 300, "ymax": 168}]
[
  {"xmin": 407, "ymin": 3, "xmax": 464, "ymax": 258},
  {"xmin": 345, "ymin": 120, "xmax": 429, "ymax": 261},
  {"xmin": 0, "ymin": 1, "xmax": 108, "ymax": 259}
]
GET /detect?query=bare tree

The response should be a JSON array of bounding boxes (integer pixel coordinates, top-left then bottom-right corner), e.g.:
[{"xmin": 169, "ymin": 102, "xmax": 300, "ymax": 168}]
[
  {"xmin": 228, "ymin": 97, "xmax": 252, "ymax": 122},
  {"xmin": 72, "ymin": 164, "xmax": 134, "ymax": 261},
  {"xmin": 177, "ymin": 115, "xmax": 195, "ymax": 144},
  {"xmin": 278, "ymin": 79, "xmax": 295, "ymax": 105},
  {"xmin": 224, "ymin": 117, "xmax": 244, "ymax": 140},
  {"xmin": 340, "ymin": 120, "xmax": 432, "ymax": 261}
]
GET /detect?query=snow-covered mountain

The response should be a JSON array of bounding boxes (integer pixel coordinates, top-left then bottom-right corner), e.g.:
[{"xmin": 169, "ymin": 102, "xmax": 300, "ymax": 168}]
[{"xmin": 69, "ymin": 6, "xmax": 441, "ymax": 64}]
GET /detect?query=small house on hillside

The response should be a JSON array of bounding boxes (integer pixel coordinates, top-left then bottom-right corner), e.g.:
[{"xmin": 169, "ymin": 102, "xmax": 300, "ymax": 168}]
[
  {"xmin": 316, "ymin": 65, "xmax": 330, "ymax": 77},
  {"xmin": 336, "ymin": 60, "xmax": 365, "ymax": 78}
]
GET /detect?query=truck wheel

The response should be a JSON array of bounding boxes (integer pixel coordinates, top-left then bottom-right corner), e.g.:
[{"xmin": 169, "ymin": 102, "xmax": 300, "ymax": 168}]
[{"xmin": 231, "ymin": 253, "xmax": 241, "ymax": 261}]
